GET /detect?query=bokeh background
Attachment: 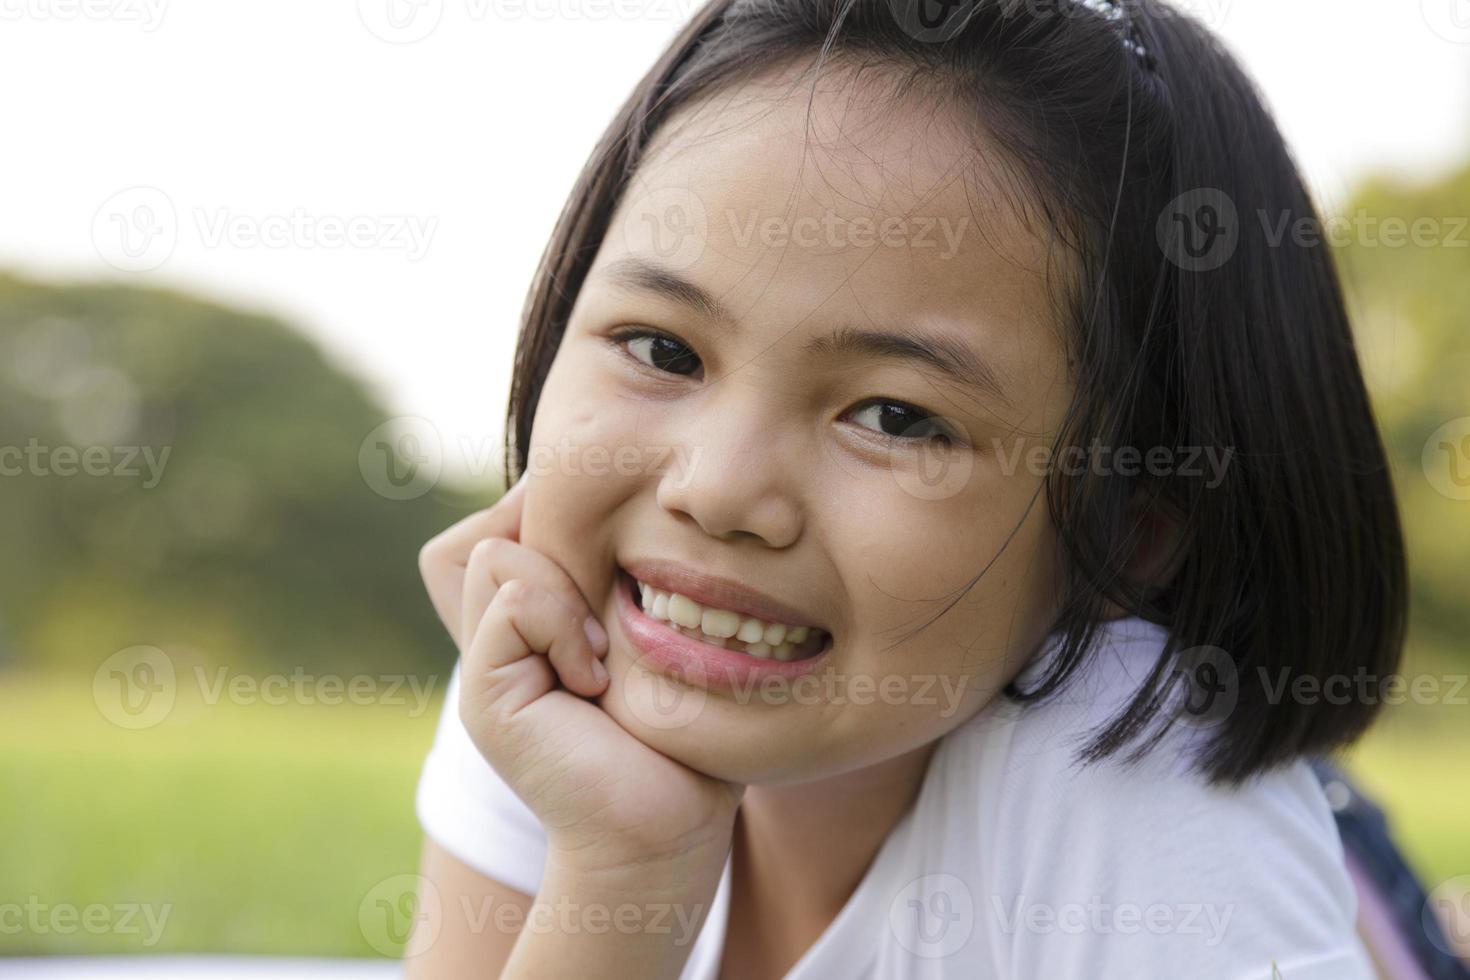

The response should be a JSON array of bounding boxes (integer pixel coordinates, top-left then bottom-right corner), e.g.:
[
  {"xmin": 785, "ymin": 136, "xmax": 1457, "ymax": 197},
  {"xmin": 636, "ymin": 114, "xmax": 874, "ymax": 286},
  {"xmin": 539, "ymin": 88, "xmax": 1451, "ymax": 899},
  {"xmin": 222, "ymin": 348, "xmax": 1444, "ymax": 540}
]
[{"xmin": 1, "ymin": 0, "xmax": 1467, "ymax": 969}]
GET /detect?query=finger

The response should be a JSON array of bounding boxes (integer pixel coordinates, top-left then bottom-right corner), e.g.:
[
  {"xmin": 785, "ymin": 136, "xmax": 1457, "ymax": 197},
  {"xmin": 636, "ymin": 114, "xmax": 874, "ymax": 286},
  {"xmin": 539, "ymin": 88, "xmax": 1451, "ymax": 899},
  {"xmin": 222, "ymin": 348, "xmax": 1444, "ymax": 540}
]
[
  {"xmin": 458, "ymin": 537, "xmax": 610, "ymax": 659},
  {"xmin": 419, "ymin": 475, "xmax": 527, "ymax": 638},
  {"xmin": 466, "ymin": 579, "xmax": 609, "ymax": 712}
]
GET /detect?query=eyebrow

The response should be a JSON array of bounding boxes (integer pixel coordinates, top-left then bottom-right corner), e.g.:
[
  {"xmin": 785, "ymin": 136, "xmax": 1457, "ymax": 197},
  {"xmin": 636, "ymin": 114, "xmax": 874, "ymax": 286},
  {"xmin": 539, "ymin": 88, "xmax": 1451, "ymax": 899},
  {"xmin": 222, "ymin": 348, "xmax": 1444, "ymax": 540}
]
[{"xmin": 596, "ymin": 256, "xmax": 1009, "ymax": 404}]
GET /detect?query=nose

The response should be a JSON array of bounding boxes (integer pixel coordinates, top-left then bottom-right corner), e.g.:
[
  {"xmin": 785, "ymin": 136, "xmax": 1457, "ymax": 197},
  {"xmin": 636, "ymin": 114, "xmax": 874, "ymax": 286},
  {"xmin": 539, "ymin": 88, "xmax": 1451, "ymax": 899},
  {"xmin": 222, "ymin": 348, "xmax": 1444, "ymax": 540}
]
[{"xmin": 655, "ymin": 412, "xmax": 803, "ymax": 548}]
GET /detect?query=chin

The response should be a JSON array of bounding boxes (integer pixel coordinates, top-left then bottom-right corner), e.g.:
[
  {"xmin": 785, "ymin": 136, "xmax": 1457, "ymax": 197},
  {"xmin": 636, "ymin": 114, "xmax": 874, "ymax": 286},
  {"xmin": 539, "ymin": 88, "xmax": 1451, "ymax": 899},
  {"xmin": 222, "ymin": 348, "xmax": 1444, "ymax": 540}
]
[{"xmin": 598, "ymin": 671, "xmax": 819, "ymax": 784}]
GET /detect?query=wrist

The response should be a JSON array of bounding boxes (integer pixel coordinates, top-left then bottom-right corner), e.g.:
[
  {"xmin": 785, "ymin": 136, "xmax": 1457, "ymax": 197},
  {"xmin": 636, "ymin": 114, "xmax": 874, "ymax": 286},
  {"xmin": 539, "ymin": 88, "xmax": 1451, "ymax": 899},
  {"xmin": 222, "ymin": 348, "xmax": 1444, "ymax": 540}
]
[
  {"xmin": 544, "ymin": 825, "xmax": 734, "ymax": 890},
  {"xmin": 504, "ymin": 842, "xmax": 729, "ymax": 980}
]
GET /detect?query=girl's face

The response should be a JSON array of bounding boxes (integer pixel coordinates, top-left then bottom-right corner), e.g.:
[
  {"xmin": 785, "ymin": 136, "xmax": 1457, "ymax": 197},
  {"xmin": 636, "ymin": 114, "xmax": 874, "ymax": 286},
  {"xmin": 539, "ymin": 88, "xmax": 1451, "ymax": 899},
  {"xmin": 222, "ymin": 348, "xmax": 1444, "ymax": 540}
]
[{"xmin": 519, "ymin": 64, "xmax": 1076, "ymax": 785}]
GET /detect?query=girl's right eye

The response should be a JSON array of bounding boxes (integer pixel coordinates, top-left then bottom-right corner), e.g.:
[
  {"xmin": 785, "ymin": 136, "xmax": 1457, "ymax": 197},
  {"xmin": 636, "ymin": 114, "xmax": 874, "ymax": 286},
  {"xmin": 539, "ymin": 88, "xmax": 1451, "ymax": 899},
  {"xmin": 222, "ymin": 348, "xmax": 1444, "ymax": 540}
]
[{"xmin": 612, "ymin": 329, "xmax": 702, "ymax": 377}]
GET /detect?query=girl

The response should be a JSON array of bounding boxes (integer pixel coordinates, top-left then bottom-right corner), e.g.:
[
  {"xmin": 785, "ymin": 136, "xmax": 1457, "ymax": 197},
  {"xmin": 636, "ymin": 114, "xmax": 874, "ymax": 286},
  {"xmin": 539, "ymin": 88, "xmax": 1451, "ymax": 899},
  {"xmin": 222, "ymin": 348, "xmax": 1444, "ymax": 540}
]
[{"xmin": 409, "ymin": 0, "xmax": 1415, "ymax": 976}]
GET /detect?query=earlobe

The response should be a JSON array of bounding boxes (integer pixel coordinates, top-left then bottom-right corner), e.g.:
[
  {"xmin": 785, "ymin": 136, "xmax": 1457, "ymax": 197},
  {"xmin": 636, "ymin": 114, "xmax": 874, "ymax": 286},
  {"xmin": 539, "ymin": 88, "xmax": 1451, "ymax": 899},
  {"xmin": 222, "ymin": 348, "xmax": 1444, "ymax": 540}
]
[{"xmin": 1119, "ymin": 493, "xmax": 1186, "ymax": 599}]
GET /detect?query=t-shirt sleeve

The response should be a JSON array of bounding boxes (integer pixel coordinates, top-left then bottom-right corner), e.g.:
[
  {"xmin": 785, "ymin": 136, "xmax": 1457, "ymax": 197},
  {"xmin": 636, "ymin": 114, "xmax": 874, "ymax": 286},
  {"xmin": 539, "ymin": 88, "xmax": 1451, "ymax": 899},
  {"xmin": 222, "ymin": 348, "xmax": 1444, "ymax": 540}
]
[
  {"xmin": 415, "ymin": 661, "xmax": 548, "ymax": 897},
  {"xmin": 983, "ymin": 631, "xmax": 1373, "ymax": 979}
]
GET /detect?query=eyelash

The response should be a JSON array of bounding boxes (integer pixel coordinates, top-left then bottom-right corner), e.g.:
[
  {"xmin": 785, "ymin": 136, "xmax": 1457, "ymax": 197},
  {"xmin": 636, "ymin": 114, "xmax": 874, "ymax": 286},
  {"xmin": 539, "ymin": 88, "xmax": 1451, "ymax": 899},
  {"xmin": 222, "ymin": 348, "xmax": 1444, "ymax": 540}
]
[{"xmin": 606, "ymin": 327, "xmax": 958, "ymax": 447}]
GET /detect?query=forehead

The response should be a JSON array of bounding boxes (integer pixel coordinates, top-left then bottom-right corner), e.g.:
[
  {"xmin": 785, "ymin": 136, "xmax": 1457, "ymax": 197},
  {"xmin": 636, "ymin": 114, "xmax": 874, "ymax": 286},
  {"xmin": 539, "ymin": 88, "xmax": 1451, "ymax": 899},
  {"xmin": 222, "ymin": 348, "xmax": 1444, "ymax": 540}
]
[{"xmin": 586, "ymin": 59, "xmax": 1073, "ymax": 405}]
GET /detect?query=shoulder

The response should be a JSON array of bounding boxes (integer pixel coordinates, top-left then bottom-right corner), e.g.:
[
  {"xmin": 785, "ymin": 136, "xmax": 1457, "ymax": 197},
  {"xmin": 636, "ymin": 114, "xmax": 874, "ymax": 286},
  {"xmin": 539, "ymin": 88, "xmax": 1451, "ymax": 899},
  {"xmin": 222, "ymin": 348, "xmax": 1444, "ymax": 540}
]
[{"xmin": 924, "ymin": 617, "xmax": 1369, "ymax": 978}]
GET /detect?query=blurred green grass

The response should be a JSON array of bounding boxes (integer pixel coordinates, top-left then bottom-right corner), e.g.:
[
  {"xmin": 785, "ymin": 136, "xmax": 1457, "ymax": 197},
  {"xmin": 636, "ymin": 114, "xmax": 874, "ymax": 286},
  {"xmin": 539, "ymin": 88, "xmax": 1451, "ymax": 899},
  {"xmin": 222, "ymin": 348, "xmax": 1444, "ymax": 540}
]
[
  {"xmin": 1, "ymin": 667, "xmax": 1465, "ymax": 955},
  {"xmin": 0, "ymin": 668, "xmax": 441, "ymax": 956}
]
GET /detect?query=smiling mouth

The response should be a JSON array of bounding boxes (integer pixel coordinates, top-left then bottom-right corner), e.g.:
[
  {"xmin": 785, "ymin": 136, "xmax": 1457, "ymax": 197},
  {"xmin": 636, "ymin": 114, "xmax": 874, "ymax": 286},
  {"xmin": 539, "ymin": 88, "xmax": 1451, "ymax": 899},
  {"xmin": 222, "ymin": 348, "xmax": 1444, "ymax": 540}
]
[{"xmin": 620, "ymin": 570, "xmax": 830, "ymax": 662}]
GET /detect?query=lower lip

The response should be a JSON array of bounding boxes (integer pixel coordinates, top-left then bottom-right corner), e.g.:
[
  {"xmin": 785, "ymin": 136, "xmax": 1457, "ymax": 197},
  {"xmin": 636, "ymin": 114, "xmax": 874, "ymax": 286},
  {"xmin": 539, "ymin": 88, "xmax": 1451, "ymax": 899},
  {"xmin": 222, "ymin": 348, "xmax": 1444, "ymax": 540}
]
[{"xmin": 613, "ymin": 568, "xmax": 832, "ymax": 695}]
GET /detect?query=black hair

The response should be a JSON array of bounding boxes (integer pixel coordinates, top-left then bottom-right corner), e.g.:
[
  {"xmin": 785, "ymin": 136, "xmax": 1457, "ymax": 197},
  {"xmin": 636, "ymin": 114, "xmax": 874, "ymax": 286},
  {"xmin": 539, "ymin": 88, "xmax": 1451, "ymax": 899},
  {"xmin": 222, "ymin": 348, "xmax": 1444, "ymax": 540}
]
[{"xmin": 503, "ymin": 0, "xmax": 1408, "ymax": 784}]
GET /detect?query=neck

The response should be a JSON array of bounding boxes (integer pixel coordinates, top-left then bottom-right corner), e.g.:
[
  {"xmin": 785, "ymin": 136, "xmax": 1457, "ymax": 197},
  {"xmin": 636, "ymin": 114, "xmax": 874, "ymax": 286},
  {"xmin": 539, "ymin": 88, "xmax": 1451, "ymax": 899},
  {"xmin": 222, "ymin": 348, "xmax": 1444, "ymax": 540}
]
[{"xmin": 733, "ymin": 740, "xmax": 938, "ymax": 922}]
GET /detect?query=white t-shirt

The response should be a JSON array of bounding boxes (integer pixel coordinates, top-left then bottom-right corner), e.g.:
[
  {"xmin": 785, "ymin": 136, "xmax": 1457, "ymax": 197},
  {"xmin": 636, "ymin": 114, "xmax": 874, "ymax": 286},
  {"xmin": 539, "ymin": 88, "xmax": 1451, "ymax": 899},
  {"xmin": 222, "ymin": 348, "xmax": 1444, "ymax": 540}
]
[{"xmin": 415, "ymin": 615, "xmax": 1372, "ymax": 978}]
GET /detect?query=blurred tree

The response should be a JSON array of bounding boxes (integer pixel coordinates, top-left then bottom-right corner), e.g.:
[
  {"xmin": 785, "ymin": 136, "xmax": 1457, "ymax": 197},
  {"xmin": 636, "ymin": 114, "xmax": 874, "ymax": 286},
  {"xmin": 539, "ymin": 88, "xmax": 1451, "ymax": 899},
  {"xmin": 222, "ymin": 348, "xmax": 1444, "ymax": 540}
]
[
  {"xmin": 1335, "ymin": 161, "xmax": 1470, "ymax": 655},
  {"xmin": 0, "ymin": 272, "xmax": 491, "ymax": 675}
]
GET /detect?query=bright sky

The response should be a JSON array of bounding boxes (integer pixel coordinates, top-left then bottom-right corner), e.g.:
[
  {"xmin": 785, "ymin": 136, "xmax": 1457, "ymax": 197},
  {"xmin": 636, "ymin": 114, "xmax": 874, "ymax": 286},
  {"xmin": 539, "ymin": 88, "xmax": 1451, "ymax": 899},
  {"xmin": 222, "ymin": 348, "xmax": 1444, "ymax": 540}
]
[{"xmin": 3, "ymin": 0, "xmax": 1468, "ymax": 480}]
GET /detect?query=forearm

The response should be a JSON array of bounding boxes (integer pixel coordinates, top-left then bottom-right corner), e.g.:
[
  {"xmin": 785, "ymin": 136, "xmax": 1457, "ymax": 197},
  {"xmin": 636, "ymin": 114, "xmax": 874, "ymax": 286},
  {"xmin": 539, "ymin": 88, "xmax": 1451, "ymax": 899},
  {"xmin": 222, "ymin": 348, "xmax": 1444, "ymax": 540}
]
[{"xmin": 500, "ymin": 846, "xmax": 728, "ymax": 980}]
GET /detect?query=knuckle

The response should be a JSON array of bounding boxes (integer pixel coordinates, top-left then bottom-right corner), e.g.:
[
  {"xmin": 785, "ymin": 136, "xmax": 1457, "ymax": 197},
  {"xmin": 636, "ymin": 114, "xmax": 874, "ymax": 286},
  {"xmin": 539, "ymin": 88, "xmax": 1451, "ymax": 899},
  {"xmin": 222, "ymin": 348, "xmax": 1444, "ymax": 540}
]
[
  {"xmin": 470, "ymin": 535, "xmax": 512, "ymax": 565},
  {"xmin": 495, "ymin": 577, "xmax": 533, "ymax": 607},
  {"xmin": 417, "ymin": 537, "xmax": 442, "ymax": 577}
]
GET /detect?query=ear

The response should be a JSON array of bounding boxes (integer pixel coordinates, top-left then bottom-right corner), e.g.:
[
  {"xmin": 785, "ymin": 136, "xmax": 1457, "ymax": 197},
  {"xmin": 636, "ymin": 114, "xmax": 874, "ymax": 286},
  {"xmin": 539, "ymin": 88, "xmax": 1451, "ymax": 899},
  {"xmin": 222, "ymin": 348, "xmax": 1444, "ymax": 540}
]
[{"xmin": 1100, "ymin": 490, "xmax": 1185, "ymax": 621}]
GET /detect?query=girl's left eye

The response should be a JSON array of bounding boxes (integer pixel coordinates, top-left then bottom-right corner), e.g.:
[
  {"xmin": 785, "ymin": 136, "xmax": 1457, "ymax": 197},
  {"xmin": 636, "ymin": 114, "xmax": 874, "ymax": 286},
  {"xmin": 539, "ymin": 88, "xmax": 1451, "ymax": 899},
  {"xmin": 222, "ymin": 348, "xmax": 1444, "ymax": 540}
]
[{"xmin": 847, "ymin": 400, "xmax": 957, "ymax": 446}]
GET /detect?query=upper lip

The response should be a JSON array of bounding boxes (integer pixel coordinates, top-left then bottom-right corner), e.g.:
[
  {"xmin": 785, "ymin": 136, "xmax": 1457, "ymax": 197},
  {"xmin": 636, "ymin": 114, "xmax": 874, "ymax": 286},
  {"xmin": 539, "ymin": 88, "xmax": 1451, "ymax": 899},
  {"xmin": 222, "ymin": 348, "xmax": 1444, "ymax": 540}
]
[{"xmin": 620, "ymin": 557, "xmax": 828, "ymax": 632}]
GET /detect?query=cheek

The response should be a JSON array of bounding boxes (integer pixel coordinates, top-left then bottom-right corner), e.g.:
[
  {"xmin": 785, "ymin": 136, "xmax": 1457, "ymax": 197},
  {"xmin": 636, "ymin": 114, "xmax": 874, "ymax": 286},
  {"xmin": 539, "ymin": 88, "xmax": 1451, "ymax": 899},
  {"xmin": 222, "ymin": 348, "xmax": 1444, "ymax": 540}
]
[
  {"xmin": 834, "ymin": 470, "xmax": 1060, "ymax": 672},
  {"xmin": 516, "ymin": 357, "xmax": 645, "ymax": 570}
]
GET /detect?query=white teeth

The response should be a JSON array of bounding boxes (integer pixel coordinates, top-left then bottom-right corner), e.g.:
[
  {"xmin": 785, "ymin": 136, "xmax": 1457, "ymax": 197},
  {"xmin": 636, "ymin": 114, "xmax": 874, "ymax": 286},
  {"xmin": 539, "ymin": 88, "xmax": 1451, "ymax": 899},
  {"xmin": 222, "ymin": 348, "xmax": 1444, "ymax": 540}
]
[
  {"xmin": 701, "ymin": 608, "xmax": 741, "ymax": 639},
  {"xmin": 667, "ymin": 593, "xmax": 702, "ymax": 629},
  {"xmin": 633, "ymin": 578, "xmax": 825, "ymax": 658}
]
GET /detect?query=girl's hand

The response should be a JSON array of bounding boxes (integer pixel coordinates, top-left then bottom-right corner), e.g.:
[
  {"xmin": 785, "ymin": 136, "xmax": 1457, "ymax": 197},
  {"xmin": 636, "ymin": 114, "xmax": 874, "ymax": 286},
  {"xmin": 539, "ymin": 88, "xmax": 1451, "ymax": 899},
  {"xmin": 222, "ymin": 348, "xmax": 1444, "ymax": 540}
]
[{"xmin": 418, "ymin": 476, "xmax": 744, "ymax": 876}]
